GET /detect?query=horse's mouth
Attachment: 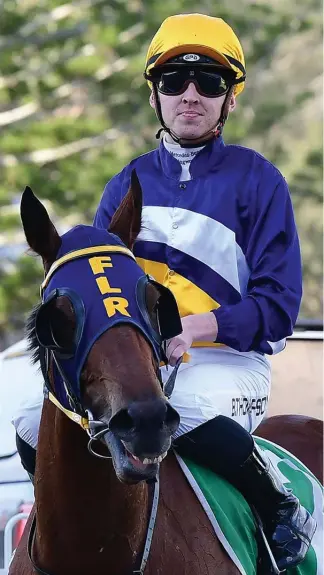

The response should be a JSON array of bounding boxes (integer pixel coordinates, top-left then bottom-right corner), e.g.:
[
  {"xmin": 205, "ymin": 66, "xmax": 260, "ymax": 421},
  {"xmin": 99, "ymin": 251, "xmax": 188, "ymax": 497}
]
[{"xmin": 102, "ymin": 430, "xmax": 168, "ymax": 484}]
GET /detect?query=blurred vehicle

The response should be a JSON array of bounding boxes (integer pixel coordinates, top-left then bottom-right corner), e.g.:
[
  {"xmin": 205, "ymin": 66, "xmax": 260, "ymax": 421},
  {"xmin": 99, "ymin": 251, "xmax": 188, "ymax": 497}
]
[{"xmin": 0, "ymin": 339, "xmax": 43, "ymax": 569}]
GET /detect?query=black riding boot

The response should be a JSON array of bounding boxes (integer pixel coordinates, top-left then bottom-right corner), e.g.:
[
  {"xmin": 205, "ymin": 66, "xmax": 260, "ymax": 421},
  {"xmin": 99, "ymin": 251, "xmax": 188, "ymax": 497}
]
[{"xmin": 173, "ymin": 416, "xmax": 316, "ymax": 571}]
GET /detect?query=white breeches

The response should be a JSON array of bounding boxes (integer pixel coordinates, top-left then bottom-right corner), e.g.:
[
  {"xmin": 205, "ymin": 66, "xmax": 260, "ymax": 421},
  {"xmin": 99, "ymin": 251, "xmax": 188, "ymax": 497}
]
[
  {"xmin": 12, "ymin": 391, "xmax": 43, "ymax": 449},
  {"xmin": 12, "ymin": 347, "xmax": 271, "ymax": 449},
  {"xmin": 161, "ymin": 347, "xmax": 271, "ymax": 438}
]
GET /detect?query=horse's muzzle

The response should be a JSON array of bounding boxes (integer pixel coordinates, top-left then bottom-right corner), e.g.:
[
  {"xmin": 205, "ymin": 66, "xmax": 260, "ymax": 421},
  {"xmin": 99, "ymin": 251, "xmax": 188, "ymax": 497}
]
[{"xmin": 109, "ymin": 398, "xmax": 180, "ymax": 458}]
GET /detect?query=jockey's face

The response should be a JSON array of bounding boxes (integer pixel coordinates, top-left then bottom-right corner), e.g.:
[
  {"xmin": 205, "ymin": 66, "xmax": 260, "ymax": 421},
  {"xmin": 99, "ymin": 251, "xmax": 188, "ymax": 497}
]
[{"xmin": 150, "ymin": 77, "xmax": 236, "ymax": 142}]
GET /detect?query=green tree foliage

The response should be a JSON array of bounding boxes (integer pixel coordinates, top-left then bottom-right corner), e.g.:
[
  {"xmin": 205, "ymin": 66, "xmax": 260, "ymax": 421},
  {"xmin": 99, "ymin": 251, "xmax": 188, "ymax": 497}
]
[{"xmin": 0, "ymin": 0, "xmax": 322, "ymax": 348}]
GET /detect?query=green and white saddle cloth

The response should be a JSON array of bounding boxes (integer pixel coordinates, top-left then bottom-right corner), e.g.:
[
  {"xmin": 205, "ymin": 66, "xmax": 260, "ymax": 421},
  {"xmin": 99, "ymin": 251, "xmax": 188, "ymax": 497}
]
[{"xmin": 176, "ymin": 437, "xmax": 323, "ymax": 575}]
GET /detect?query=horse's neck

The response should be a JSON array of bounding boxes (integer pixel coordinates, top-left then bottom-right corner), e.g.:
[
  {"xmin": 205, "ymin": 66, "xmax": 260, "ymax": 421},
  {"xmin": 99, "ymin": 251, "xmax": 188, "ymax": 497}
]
[
  {"xmin": 35, "ymin": 400, "xmax": 149, "ymax": 575},
  {"xmin": 33, "ymin": 401, "xmax": 239, "ymax": 575}
]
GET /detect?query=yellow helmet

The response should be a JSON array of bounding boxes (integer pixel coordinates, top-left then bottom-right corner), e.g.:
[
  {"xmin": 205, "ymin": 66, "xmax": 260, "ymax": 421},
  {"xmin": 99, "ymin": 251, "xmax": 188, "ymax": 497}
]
[{"xmin": 145, "ymin": 13, "xmax": 246, "ymax": 97}]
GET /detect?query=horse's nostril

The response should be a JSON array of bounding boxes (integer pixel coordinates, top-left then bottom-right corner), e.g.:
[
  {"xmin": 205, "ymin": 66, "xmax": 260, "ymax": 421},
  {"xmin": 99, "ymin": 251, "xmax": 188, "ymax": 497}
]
[
  {"xmin": 127, "ymin": 399, "xmax": 167, "ymax": 431},
  {"xmin": 165, "ymin": 403, "xmax": 180, "ymax": 433},
  {"xmin": 109, "ymin": 409, "xmax": 135, "ymax": 436},
  {"xmin": 109, "ymin": 399, "xmax": 180, "ymax": 441}
]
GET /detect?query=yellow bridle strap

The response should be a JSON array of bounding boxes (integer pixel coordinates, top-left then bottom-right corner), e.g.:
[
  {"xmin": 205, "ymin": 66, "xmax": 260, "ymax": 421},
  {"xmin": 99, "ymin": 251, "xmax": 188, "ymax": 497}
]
[
  {"xmin": 48, "ymin": 391, "xmax": 90, "ymax": 430},
  {"xmin": 41, "ymin": 245, "xmax": 135, "ymax": 293}
]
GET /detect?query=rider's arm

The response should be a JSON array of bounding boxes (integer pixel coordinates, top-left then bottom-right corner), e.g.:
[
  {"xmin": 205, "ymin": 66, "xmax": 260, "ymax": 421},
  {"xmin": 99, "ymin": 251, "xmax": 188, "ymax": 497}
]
[
  {"xmin": 94, "ymin": 166, "xmax": 130, "ymax": 229},
  {"xmin": 213, "ymin": 171, "xmax": 302, "ymax": 355}
]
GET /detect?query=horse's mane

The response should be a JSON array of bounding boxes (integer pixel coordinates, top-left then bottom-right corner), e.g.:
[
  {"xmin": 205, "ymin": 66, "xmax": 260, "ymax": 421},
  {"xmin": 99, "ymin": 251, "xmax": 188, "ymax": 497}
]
[{"xmin": 26, "ymin": 303, "xmax": 42, "ymax": 365}]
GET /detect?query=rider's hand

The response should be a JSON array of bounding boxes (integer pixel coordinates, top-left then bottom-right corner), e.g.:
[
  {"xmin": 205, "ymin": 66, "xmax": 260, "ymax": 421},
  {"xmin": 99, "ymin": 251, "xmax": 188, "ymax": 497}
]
[{"xmin": 166, "ymin": 312, "xmax": 218, "ymax": 366}]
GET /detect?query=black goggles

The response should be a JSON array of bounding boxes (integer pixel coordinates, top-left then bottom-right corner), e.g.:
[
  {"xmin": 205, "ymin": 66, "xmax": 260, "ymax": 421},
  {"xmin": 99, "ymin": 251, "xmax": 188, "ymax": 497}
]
[{"xmin": 153, "ymin": 67, "xmax": 236, "ymax": 98}]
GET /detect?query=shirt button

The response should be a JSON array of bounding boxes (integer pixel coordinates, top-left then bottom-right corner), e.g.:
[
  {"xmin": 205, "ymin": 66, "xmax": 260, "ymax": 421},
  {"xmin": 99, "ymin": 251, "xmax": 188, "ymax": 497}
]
[
  {"xmin": 179, "ymin": 183, "xmax": 186, "ymax": 189},
  {"xmin": 172, "ymin": 223, "xmax": 178, "ymax": 229},
  {"xmin": 169, "ymin": 270, "xmax": 175, "ymax": 276}
]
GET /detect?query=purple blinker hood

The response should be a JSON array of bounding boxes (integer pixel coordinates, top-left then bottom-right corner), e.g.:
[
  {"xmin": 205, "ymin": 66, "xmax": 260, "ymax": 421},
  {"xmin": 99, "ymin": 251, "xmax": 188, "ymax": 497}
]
[{"xmin": 36, "ymin": 225, "xmax": 181, "ymax": 411}]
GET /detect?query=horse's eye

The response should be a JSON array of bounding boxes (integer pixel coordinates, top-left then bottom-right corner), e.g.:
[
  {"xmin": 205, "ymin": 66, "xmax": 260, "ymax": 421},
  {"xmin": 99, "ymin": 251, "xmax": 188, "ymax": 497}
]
[
  {"xmin": 49, "ymin": 307, "xmax": 76, "ymax": 350},
  {"xmin": 145, "ymin": 284, "xmax": 160, "ymax": 333}
]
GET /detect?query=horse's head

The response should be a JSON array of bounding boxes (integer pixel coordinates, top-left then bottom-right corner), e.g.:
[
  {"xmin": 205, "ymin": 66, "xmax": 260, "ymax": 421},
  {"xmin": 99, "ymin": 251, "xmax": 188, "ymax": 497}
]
[{"xmin": 21, "ymin": 171, "xmax": 181, "ymax": 483}]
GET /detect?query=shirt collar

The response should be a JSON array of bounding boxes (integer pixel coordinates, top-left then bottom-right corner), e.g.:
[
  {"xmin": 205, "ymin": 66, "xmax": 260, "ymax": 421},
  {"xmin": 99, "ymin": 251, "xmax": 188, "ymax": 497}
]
[{"xmin": 158, "ymin": 136, "xmax": 226, "ymax": 180}]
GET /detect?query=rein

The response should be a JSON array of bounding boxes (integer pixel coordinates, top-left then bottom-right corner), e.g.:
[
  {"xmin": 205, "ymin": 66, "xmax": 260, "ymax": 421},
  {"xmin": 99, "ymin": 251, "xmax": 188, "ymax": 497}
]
[
  {"xmin": 28, "ymin": 245, "xmax": 183, "ymax": 575},
  {"xmin": 28, "ymin": 479, "xmax": 160, "ymax": 575}
]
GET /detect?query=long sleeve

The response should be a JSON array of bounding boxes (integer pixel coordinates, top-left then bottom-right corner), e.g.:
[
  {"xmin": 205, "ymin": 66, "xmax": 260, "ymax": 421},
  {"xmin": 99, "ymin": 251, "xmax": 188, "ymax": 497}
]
[
  {"xmin": 93, "ymin": 167, "xmax": 129, "ymax": 230},
  {"xmin": 213, "ymin": 175, "xmax": 302, "ymax": 355}
]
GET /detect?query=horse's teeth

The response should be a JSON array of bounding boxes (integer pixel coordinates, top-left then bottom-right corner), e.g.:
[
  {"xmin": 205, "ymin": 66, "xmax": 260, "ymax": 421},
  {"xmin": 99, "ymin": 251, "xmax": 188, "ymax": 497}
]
[
  {"xmin": 141, "ymin": 451, "xmax": 167, "ymax": 465},
  {"xmin": 157, "ymin": 451, "xmax": 167, "ymax": 462},
  {"xmin": 126, "ymin": 450, "xmax": 169, "ymax": 465},
  {"xmin": 148, "ymin": 457, "xmax": 157, "ymax": 464}
]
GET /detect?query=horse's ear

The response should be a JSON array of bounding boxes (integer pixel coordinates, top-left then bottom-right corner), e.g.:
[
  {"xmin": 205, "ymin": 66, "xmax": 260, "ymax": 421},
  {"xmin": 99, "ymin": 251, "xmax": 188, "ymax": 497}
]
[
  {"xmin": 109, "ymin": 169, "xmax": 142, "ymax": 250},
  {"xmin": 20, "ymin": 186, "xmax": 61, "ymax": 266}
]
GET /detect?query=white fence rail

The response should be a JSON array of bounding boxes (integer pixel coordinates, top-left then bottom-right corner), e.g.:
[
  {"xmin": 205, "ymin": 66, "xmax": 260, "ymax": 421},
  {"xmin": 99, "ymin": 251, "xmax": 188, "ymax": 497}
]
[{"xmin": 1, "ymin": 512, "xmax": 29, "ymax": 574}]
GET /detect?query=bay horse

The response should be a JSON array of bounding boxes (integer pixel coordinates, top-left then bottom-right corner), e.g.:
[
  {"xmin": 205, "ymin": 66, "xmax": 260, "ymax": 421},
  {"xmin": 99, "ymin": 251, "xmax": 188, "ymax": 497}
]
[{"xmin": 10, "ymin": 175, "xmax": 323, "ymax": 575}]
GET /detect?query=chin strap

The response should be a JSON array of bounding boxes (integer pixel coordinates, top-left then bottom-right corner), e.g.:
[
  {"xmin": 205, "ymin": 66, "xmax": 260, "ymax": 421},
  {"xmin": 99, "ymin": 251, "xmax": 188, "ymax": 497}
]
[{"xmin": 152, "ymin": 83, "xmax": 233, "ymax": 147}]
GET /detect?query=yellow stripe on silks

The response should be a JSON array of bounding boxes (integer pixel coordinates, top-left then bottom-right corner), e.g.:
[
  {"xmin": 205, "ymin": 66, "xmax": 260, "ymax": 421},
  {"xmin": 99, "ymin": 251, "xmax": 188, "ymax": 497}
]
[
  {"xmin": 48, "ymin": 391, "xmax": 90, "ymax": 430},
  {"xmin": 136, "ymin": 258, "xmax": 170, "ymax": 285},
  {"xmin": 137, "ymin": 206, "xmax": 249, "ymax": 294},
  {"xmin": 136, "ymin": 258, "xmax": 225, "ymax": 349}
]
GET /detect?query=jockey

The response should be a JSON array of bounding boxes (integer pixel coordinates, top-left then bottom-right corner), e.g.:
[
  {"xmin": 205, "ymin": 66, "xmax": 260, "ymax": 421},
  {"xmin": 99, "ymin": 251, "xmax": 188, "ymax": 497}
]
[
  {"xmin": 12, "ymin": 13, "xmax": 316, "ymax": 571},
  {"xmin": 94, "ymin": 14, "xmax": 316, "ymax": 569}
]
